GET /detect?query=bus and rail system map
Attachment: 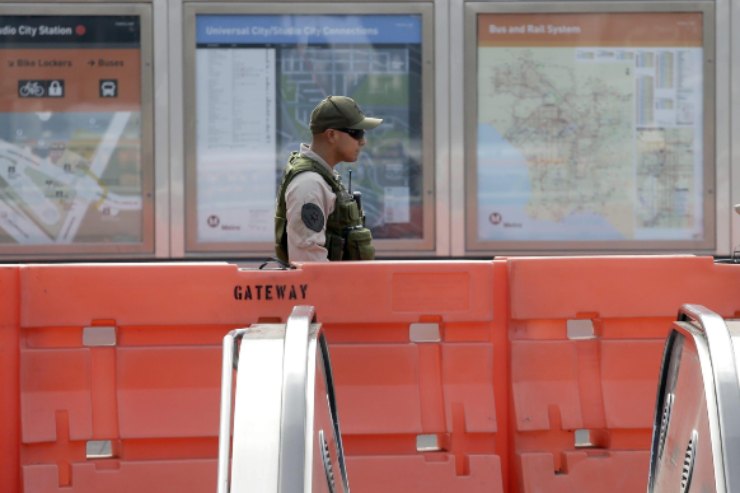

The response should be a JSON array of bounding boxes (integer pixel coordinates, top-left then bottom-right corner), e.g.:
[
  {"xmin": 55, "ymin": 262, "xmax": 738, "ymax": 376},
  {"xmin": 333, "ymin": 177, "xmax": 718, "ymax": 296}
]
[{"xmin": 476, "ymin": 12, "xmax": 706, "ymax": 243}]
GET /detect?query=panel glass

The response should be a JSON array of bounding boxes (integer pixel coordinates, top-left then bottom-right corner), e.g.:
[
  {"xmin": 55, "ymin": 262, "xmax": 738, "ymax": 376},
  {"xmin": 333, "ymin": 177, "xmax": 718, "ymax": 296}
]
[
  {"xmin": 0, "ymin": 12, "xmax": 153, "ymax": 253},
  {"xmin": 190, "ymin": 12, "xmax": 426, "ymax": 250},
  {"xmin": 467, "ymin": 6, "xmax": 715, "ymax": 252}
]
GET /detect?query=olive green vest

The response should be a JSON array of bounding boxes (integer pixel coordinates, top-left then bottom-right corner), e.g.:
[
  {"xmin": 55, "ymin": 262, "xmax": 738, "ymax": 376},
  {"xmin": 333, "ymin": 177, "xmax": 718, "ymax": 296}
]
[{"xmin": 275, "ymin": 153, "xmax": 375, "ymax": 262}]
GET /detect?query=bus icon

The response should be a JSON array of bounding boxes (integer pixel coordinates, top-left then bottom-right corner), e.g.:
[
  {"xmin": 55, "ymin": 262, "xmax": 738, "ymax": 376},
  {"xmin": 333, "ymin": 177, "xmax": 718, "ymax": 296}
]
[{"xmin": 99, "ymin": 80, "xmax": 118, "ymax": 97}]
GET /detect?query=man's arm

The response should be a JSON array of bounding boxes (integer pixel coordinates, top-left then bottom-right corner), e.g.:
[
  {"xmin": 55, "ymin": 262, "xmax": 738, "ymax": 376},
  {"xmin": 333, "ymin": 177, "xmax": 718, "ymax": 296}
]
[{"xmin": 285, "ymin": 172, "xmax": 335, "ymax": 262}]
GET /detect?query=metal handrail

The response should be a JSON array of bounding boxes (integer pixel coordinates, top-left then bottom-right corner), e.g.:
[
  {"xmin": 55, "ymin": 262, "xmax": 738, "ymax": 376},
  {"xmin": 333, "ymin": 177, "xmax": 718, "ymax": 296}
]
[
  {"xmin": 217, "ymin": 327, "xmax": 251, "ymax": 493},
  {"xmin": 278, "ymin": 305, "xmax": 316, "ymax": 492},
  {"xmin": 678, "ymin": 305, "xmax": 740, "ymax": 493},
  {"xmin": 216, "ymin": 306, "xmax": 318, "ymax": 493}
]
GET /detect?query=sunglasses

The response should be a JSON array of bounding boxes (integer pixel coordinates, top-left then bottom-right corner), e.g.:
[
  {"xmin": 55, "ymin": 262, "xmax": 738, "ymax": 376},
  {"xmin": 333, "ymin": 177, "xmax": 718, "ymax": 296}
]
[{"xmin": 333, "ymin": 128, "xmax": 365, "ymax": 140}]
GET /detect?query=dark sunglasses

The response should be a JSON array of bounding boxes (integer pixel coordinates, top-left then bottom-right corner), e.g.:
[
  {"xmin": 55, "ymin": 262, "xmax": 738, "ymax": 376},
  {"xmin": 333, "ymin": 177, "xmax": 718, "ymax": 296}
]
[{"xmin": 333, "ymin": 128, "xmax": 365, "ymax": 140}]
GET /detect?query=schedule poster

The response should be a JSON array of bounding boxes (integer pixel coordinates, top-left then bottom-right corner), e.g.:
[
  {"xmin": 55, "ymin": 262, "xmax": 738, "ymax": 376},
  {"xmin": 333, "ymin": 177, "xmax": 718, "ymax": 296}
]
[{"xmin": 475, "ymin": 12, "xmax": 706, "ymax": 244}]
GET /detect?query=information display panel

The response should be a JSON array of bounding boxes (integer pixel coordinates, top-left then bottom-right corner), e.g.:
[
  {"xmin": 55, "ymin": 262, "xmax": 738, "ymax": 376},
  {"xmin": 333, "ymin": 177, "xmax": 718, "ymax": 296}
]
[
  {"xmin": 465, "ymin": 2, "xmax": 715, "ymax": 253},
  {"xmin": 0, "ymin": 5, "xmax": 154, "ymax": 256},
  {"xmin": 185, "ymin": 4, "xmax": 434, "ymax": 255}
]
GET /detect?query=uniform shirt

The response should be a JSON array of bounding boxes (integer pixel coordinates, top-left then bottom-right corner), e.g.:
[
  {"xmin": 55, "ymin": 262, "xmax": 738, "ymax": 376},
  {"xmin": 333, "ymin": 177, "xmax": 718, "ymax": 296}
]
[{"xmin": 285, "ymin": 144, "xmax": 338, "ymax": 262}]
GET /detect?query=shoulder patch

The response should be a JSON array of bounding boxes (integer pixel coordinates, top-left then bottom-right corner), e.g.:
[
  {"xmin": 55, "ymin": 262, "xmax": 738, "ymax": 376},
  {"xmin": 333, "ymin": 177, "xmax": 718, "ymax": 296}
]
[{"xmin": 301, "ymin": 203, "xmax": 324, "ymax": 232}]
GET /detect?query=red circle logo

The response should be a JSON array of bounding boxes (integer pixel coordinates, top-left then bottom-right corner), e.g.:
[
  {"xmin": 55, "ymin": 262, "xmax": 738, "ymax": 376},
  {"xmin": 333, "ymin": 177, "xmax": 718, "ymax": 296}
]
[{"xmin": 75, "ymin": 25, "xmax": 86, "ymax": 36}]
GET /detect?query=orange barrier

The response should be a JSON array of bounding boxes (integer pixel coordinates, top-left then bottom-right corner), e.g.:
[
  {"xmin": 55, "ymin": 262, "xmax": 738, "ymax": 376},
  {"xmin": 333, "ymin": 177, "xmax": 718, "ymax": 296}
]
[
  {"xmin": 0, "ymin": 267, "xmax": 20, "ymax": 493},
  {"xmin": 507, "ymin": 256, "xmax": 740, "ymax": 493},
  {"xmin": 0, "ymin": 257, "xmax": 737, "ymax": 493}
]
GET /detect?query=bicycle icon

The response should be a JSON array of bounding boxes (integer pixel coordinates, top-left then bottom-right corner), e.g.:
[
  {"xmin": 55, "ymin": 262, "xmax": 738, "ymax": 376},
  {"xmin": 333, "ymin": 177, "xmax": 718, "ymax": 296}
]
[{"xmin": 18, "ymin": 80, "xmax": 45, "ymax": 97}]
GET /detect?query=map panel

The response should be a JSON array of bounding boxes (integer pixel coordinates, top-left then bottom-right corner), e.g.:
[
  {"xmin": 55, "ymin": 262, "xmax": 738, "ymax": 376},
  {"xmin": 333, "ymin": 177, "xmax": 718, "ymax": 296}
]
[
  {"xmin": 194, "ymin": 14, "xmax": 424, "ymax": 243},
  {"xmin": 0, "ymin": 15, "xmax": 145, "ymax": 246},
  {"xmin": 475, "ymin": 12, "xmax": 706, "ymax": 244}
]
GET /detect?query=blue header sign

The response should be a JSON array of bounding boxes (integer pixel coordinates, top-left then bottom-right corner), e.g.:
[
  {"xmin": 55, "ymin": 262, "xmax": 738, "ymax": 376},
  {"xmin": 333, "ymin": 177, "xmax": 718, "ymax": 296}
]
[{"xmin": 196, "ymin": 14, "xmax": 422, "ymax": 45}]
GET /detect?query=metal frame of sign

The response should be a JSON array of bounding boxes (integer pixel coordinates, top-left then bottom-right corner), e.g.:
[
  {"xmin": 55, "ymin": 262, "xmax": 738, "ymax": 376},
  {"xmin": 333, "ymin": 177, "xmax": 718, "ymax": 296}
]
[
  {"xmin": 460, "ymin": 1, "xmax": 716, "ymax": 255},
  {"xmin": 182, "ymin": 2, "xmax": 436, "ymax": 257},
  {"xmin": 0, "ymin": 2, "xmax": 155, "ymax": 258}
]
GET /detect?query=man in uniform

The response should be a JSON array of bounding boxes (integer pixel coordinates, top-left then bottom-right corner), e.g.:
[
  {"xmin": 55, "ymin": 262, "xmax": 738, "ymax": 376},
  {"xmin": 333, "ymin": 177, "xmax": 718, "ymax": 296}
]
[{"xmin": 274, "ymin": 95, "xmax": 382, "ymax": 262}]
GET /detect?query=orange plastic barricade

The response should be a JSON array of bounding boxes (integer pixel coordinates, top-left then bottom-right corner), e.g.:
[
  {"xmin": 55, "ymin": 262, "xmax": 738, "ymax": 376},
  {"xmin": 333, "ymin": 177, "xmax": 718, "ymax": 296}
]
[
  {"xmin": 1, "ymin": 257, "xmax": 738, "ymax": 493},
  {"xmin": 0, "ymin": 266, "xmax": 21, "ymax": 493},
  {"xmin": 9, "ymin": 260, "xmax": 507, "ymax": 493},
  {"xmin": 506, "ymin": 256, "xmax": 740, "ymax": 493}
]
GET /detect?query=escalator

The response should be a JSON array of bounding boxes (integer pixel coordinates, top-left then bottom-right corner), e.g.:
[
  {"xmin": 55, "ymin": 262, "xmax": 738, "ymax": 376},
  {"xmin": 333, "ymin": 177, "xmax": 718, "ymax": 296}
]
[
  {"xmin": 648, "ymin": 305, "xmax": 740, "ymax": 493},
  {"xmin": 217, "ymin": 305, "xmax": 349, "ymax": 493}
]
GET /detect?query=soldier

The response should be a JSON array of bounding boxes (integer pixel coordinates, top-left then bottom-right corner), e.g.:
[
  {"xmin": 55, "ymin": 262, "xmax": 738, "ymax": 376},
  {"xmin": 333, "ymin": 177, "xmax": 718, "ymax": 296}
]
[{"xmin": 275, "ymin": 96, "xmax": 382, "ymax": 262}]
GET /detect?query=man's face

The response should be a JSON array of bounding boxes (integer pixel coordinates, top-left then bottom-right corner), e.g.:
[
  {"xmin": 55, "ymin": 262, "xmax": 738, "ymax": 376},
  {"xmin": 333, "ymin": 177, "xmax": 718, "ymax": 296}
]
[{"xmin": 330, "ymin": 128, "xmax": 366, "ymax": 163}]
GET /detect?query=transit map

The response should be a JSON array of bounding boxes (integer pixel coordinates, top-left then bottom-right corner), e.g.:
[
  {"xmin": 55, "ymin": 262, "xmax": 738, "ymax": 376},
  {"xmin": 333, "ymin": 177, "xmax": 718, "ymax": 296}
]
[
  {"xmin": 194, "ymin": 14, "xmax": 424, "ymax": 243},
  {"xmin": 476, "ymin": 12, "xmax": 706, "ymax": 244},
  {"xmin": 0, "ymin": 15, "xmax": 145, "ymax": 246}
]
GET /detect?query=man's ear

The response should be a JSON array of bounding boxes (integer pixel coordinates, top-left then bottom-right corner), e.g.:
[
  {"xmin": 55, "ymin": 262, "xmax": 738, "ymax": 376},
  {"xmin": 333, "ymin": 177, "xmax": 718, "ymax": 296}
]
[{"xmin": 324, "ymin": 129, "xmax": 338, "ymax": 144}]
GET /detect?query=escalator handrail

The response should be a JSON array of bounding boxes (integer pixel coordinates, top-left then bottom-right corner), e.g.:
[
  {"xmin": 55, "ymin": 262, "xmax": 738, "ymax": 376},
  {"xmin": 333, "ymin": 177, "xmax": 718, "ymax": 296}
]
[
  {"xmin": 279, "ymin": 305, "xmax": 316, "ymax": 492},
  {"xmin": 678, "ymin": 304, "xmax": 740, "ymax": 493}
]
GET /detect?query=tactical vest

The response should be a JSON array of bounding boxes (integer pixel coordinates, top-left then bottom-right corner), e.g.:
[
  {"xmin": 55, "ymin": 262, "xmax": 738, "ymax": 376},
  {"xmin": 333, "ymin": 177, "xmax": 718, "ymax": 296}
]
[{"xmin": 275, "ymin": 153, "xmax": 375, "ymax": 262}]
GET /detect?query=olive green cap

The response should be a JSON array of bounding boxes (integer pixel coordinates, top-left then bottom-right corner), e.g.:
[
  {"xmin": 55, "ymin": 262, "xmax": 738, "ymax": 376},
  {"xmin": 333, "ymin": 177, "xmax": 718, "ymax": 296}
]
[{"xmin": 309, "ymin": 95, "xmax": 383, "ymax": 134}]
